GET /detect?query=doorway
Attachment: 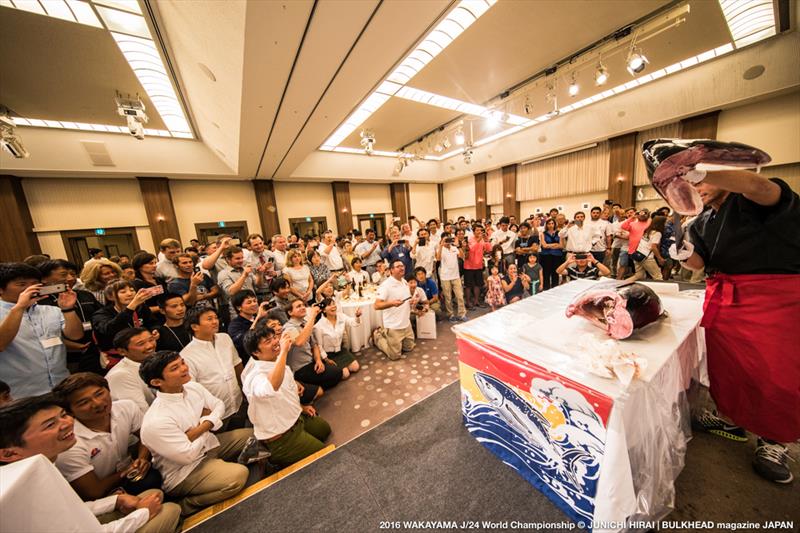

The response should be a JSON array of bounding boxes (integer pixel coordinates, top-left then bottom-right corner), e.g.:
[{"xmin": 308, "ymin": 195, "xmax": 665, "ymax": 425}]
[
  {"xmin": 356, "ymin": 214, "xmax": 386, "ymax": 238},
  {"xmin": 194, "ymin": 221, "xmax": 250, "ymax": 246},
  {"xmin": 288, "ymin": 217, "xmax": 328, "ymax": 238},
  {"xmin": 61, "ymin": 228, "xmax": 140, "ymax": 265}
]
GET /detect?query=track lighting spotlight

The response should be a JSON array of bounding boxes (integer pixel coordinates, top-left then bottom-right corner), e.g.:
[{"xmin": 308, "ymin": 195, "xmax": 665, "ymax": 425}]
[
  {"xmin": 454, "ymin": 127, "xmax": 465, "ymax": 146},
  {"xmin": 442, "ymin": 138, "xmax": 451, "ymax": 149},
  {"xmin": 626, "ymin": 47, "xmax": 648, "ymax": 75},
  {"xmin": 595, "ymin": 62, "xmax": 609, "ymax": 86},
  {"xmin": 360, "ymin": 129, "xmax": 376, "ymax": 154},
  {"xmin": 523, "ymin": 96, "xmax": 533, "ymax": 115},
  {"xmin": 568, "ymin": 74, "xmax": 579, "ymax": 97},
  {"xmin": 463, "ymin": 146, "xmax": 473, "ymax": 165}
]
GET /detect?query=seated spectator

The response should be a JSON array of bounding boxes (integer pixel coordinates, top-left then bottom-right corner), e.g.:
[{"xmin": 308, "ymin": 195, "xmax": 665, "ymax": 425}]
[
  {"xmin": 0, "ymin": 263, "xmax": 83, "ymax": 397},
  {"xmin": 138, "ymin": 352, "xmax": 251, "ymax": 516},
  {"xmin": 0, "ymin": 395, "xmax": 180, "ymax": 533},
  {"xmin": 373, "ymin": 260, "xmax": 416, "ymax": 360},
  {"xmin": 38, "ymin": 259, "xmax": 104, "ymax": 373},
  {"xmin": 108, "ymin": 328, "xmax": 157, "ymax": 415},
  {"xmin": 92, "ymin": 280, "xmax": 160, "ymax": 364},
  {"xmin": 413, "ymin": 267, "xmax": 442, "ymax": 318},
  {"xmin": 406, "ymin": 278, "xmax": 430, "ymax": 331},
  {"xmin": 341, "ymin": 241, "xmax": 356, "ymax": 272},
  {"xmin": 79, "ymin": 259, "xmax": 123, "ymax": 305},
  {"xmin": 155, "ymin": 239, "xmax": 181, "ymax": 282},
  {"xmin": 167, "ymin": 253, "xmax": 218, "ymax": 311},
  {"xmin": 155, "ymin": 294, "xmax": 191, "ymax": 352},
  {"xmin": 307, "ymin": 250, "xmax": 331, "ymax": 290},
  {"xmin": 181, "ymin": 308, "xmax": 243, "ymax": 425},
  {"xmin": 485, "ymin": 265, "xmax": 506, "ymax": 311},
  {"xmin": 371, "ymin": 260, "xmax": 389, "ymax": 284},
  {"xmin": 53, "ymin": 373, "xmax": 162, "ymax": 499},
  {"xmin": 227, "ymin": 290, "xmax": 260, "ymax": 364},
  {"xmin": 521, "ymin": 253, "xmax": 543, "ymax": 295},
  {"xmin": 284, "ymin": 250, "xmax": 313, "ymax": 303},
  {"xmin": 502, "ymin": 264, "xmax": 530, "ymax": 304},
  {"xmin": 346, "ymin": 257, "xmax": 370, "ymax": 287},
  {"xmin": 267, "ymin": 278, "xmax": 293, "ymax": 324},
  {"xmin": 312, "ymin": 298, "xmax": 360, "ymax": 379},
  {"xmin": 241, "ymin": 327, "xmax": 330, "ymax": 468},
  {"xmin": 314, "ymin": 273, "xmax": 339, "ymax": 303},
  {"xmin": 556, "ymin": 252, "xmax": 611, "ymax": 281},
  {"xmin": 283, "ymin": 300, "xmax": 342, "ymax": 390},
  {"xmin": 217, "ymin": 247, "xmax": 262, "ymax": 317}
]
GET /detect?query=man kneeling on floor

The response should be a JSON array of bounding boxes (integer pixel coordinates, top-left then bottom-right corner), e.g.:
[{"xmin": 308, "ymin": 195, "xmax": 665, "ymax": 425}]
[
  {"xmin": 0, "ymin": 394, "xmax": 181, "ymax": 533},
  {"xmin": 242, "ymin": 326, "xmax": 331, "ymax": 467},
  {"xmin": 138, "ymin": 351, "xmax": 252, "ymax": 516}
]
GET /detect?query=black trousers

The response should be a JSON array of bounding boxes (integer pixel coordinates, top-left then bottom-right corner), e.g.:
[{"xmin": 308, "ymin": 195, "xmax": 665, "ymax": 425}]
[
  {"xmin": 540, "ymin": 254, "xmax": 562, "ymax": 291},
  {"xmin": 294, "ymin": 361, "xmax": 343, "ymax": 390}
]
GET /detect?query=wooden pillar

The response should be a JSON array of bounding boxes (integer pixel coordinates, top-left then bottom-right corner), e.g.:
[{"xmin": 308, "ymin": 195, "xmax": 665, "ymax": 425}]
[
  {"xmin": 331, "ymin": 181, "xmax": 353, "ymax": 234},
  {"xmin": 681, "ymin": 110, "xmax": 720, "ymax": 140},
  {"xmin": 607, "ymin": 133, "xmax": 637, "ymax": 208},
  {"xmin": 474, "ymin": 172, "xmax": 489, "ymax": 220},
  {"xmin": 253, "ymin": 179, "xmax": 281, "ymax": 237},
  {"xmin": 502, "ymin": 165, "xmax": 520, "ymax": 221},
  {"xmin": 437, "ymin": 183, "xmax": 445, "ymax": 222},
  {"xmin": 0, "ymin": 175, "xmax": 41, "ymax": 261},
  {"xmin": 136, "ymin": 177, "xmax": 180, "ymax": 247},
  {"xmin": 390, "ymin": 183, "xmax": 410, "ymax": 224}
]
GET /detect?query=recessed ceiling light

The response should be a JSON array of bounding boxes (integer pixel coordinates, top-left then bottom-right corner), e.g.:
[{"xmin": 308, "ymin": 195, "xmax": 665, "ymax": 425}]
[
  {"xmin": 742, "ymin": 65, "xmax": 765, "ymax": 80},
  {"xmin": 211, "ymin": 121, "xmax": 220, "ymax": 129},
  {"xmin": 198, "ymin": 63, "xmax": 217, "ymax": 82}
]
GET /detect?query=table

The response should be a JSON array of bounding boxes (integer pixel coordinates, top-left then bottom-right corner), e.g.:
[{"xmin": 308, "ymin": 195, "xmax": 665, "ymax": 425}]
[
  {"xmin": 338, "ymin": 293, "xmax": 383, "ymax": 352},
  {"xmin": 453, "ymin": 279, "xmax": 706, "ymax": 532}
]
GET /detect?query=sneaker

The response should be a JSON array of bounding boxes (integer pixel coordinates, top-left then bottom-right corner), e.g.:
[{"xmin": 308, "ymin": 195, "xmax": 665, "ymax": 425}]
[
  {"xmin": 237, "ymin": 436, "xmax": 271, "ymax": 465},
  {"xmin": 458, "ymin": 315, "xmax": 469, "ymax": 322},
  {"xmin": 692, "ymin": 409, "xmax": 748, "ymax": 442},
  {"xmin": 448, "ymin": 316, "xmax": 459, "ymax": 323},
  {"xmin": 753, "ymin": 439, "xmax": 794, "ymax": 484}
]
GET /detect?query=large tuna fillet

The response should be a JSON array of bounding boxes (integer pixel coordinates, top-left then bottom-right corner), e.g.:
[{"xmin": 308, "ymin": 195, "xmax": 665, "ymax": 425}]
[
  {"xmin": 642, "ymin": 139, "xmax": 771, "ymax": 215},
  {"xmin": 565, "ymin": 282, "xmax": 664, "ymax": 339}
]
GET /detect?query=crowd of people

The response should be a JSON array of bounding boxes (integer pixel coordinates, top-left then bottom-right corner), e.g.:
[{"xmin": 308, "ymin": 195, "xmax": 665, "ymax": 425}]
[{"xmin": 0, "ymin": 202, "xmax": 698, "ymax": 531}]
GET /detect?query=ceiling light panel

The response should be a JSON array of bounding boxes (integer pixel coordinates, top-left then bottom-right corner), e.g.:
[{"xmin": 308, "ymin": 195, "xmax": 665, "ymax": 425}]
[
  {"xmin": 718, "ymin": 0, "xmax": 776, "ymax": 48},
  {"xmin": 96, "ymin": 5, "xmax": 150, "ymax": 38},
  {"xmin": 41, "ymin": 0, "xmax": 77, "ymax": 22},
  {"xmin": 15, "ymin": 116, "xmax": 172, "ymax": 136},
  {"xmin": 65, "ymin": 0, "xmax": 102, "ymax": 27},
  {"xmin": 93, "ymin": 0, "xmax": 141, "ymax": 14},
  {"xmin": 394, "ymin": 86, "xmax": 529, "ymax": 126}
]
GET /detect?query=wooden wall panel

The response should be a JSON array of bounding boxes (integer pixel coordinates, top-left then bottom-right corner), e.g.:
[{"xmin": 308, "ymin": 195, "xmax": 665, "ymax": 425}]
[
  {"xmin": 252, "ymin": 180, "xmax": 281, "ymax": 238},
  {"xmin": 681, "ymin": 110, "xmax": 720, "ymax": 140},
  {"xmin": 331, "ymin": 181, "xmax": 353, "ymax": 234},
  {"xmin": 607, "ymin": 133, "xmax": 637, "ymax": 207},
  {"xmin": 390, "ymin": 183, "xmax": 410, "ymax": 224},
  {"xmin": 136, "ymin": 177, "xmax": 180, "ymax": 248},
  {"xmin": 0, "ymin": 175, "xmax": 41, "ymax": 261},
  {"xmin": 437, "ymin": 183, "xmax": 445, "ymax": 222},
  {"xmin": 501, "ymin": 165, "xmax": 520, "ymax": 220},
  {"xmin": 474, "ymin": 172, "xmax": 489, "ymax": 220}
]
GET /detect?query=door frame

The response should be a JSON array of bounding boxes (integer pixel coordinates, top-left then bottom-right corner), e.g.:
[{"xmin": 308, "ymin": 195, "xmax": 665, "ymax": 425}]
[
  {"xmin": 194, "ymin": 221, "xmax": 250, "ymax": 245},
  {"xmin": 356, "ymin": 213, "xmax": 387, "ymax": 237},
  {"xmin": 288, "ymin": 216, "xmax": 328, "ymax": 238},
  {"xmin": 60, "ymin": 227, "xmax": 141, "ymax": 266}
]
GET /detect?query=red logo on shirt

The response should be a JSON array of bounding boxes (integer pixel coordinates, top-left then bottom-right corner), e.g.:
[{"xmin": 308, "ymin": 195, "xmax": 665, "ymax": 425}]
[{"xmin": 90, "ymin": 448, "xmax": 101, "ymax": 458}]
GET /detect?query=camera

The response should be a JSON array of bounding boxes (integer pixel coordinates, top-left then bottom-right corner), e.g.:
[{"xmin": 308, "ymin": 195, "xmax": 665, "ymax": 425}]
[
  {"xmin": 193, "ymin": 266, "xmax": 201, "ymax": 274},
  {"xmin": 415, "ymin": 303, "xmax": 425, "ymax": 311},
  {"xmin": 445, "ymin": 237, "xmax": 454, "ymax": 244},
  {"xmin": 418, "ymin": 237, "xmax": 426, "ymax": 246},
  {"xmin": 38, "ymin": 283, "xmax": 68, "ymax": 296},
  {"xmin": 574, "ymin": 253, "xmax": 587, "ymax": 260}
]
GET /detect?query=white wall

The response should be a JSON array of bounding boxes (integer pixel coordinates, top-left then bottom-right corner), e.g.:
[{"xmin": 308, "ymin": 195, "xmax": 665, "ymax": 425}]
[
  {"xmin": 443, "ymin": 175, "xmax": 474, "ymax": 209},
  {"xmin": 169, "ymin": 180, "xmax": 261, "ymax": 243},
  {"xmin": 350, "ymin": 183, "xmax": 392, "ymax": 215},
  {"xmin": 273, "ymin": 181, "xmax": 338, "ymax": 235},
  {"xmin": 446, "ymin": 206, "xmax": 476, "ymax": 221},
  {"xmin": 717, "ymin": 90, "xmax": 800, "ymax": 166},
  {"xmin": 408, "ymin": 183, "xmax": 439, "ymax": 223},
  {"xmin": 520, "ymin": 191, "xmax": 609, "ymax": 220}
]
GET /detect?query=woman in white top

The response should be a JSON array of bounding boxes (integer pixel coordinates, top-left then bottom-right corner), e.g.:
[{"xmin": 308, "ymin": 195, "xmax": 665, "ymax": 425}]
[
  {"xmin": 371, "ymin": 260, "xmax": 389, "ymax": 284},
  {"xmin": 627, "ymin": 215, "xmax": 666, "ymax": 282},
  {"xmin": 312, "ymin": 298, "xmax": 361, "ymax": 379},
  {"xmin": 284, "ymin": 249, "xmax": 313, "ymax": 302},
  {"xmin": 347, "ymin": 257, "xmax": 370, "ymax": 286}
]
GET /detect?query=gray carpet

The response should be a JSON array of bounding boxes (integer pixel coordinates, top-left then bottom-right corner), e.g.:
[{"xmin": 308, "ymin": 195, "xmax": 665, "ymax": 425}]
[{"xmin": 192, "ymin": 381, "xmax": 575, "ymax": 533}]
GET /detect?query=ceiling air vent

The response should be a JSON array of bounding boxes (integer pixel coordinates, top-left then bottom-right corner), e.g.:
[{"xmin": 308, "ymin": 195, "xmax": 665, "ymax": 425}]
[{"xmin": 80, "ymin": 141, "xmax": 115, "ymax": 167}]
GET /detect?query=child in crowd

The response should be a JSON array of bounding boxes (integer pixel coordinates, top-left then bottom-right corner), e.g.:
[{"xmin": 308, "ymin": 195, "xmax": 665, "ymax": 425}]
[
  {"xmin": 485, "ymin": 265, "xmax": 506, "ymax": 311},
  {"xmin": 241, "ymin": 326, "xmax": 331, "ymax": 468},
  {"xmin": 522, "ymin": 254, "xmax": 543, "ymax": 295}
]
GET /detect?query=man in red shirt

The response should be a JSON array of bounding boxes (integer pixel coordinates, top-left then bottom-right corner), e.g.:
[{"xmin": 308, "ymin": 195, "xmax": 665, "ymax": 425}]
[
  {"xmin": 620, "ymin": 208, "xmax": 652, "ymax": 255},
  {"xmin": 463, "ymin": 225, "xmax": 493, "ymax": 309}
]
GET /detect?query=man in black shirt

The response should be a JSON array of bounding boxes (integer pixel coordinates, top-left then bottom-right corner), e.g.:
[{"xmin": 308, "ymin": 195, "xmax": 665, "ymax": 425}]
[
  {"xmin": 227, "ymin": 290, "xmax": 259, "ymax": 364},
  {"xmin": 514, "ymin": 222, "xmax": 540, "ymax": 269},
  {"xmin": 555, "ymin": 253, "xmax": 610, "ymax": 281},
  {"xmin": 155, "ymin": 293, "xmax": 191, "ymax": 352},
  {"xmin": 678, "ymin": 169, "xmax": 800, "ymax": 484}
]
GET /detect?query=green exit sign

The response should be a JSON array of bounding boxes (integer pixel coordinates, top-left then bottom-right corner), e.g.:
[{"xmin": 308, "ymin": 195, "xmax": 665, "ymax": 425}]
[{"xmin": 94, "ymin": 228, "xmax": 106, "ymax": 235}]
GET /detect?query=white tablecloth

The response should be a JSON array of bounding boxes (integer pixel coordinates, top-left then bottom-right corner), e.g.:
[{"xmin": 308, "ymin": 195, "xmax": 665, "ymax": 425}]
[
  {"xmin": 454, "ymin": 279, "xmax": 706, "ymax": 532},
  {"xmin": 338, "ymin": 295, "xmax": 383, "ymax": 352}
]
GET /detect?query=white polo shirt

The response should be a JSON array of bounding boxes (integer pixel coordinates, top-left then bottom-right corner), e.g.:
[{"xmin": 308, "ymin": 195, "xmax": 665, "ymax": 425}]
[
  {"xmin": 313, "ymin": 314, "xmax": 358, "ymax": 354},
  {"xmin": 106, "ymin": 358, "xmax": 155, "ymax": 415},
  {"xmin": 376, "ymin": 276, "xmax": 411, "ymax": 330},
  {"xmin": 318, "ymin": 242, "xmax": 344, "ymax": 271},
  {"xmin": 180, "ymin": 334, "xmax": 242, "ymax": 419},
  {"xmin": 438, "ymin": 246, "xmax": 460, "ymax": 282},
  {"xmin": 412, "ymin": 244, "xmax": 436, "ymax": 276},
  {"xmin": 586, "ymin": 219, "xmax": 612, "ymax": 252},
  {"xmin": 560, "ymin": 224, "xmax": 593, "ymax": 253},
  {"xmin": 55, "ymin": 399, "xmax": 142, "ymax": 482},
  {"xmin": 140, "ymin": 382, "xmax": 224, "ymax": 491},
  {"xmin": 491, "ymin": 229, "xmax": 517, "ymax": 254},
  {"xmin": 241, "ymin": 359, "xmax": 302, "ymax": 440}
]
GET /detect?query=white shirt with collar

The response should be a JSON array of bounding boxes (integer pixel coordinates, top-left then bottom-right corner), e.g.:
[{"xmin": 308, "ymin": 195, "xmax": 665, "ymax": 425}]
[
  {"xmin": 318, "ymin": 242, "xmax": 344, "ymax": 270},
  {"xmin": 313, "ymin": 314, "xmax": 358, "ymax": 354},
  {"xmin": 376, "ymin": 276, "xmax": 411, "ymax": 330},
  {"xmin": 560, "ymin": 224, "xmax": 593, "ymax": 253},
  {"xmin": 491, "ymin": 229, "xmax": 517, "ymax": 255},
  {"xmin": 586, "ymin": 219, "xmax": 612, "ymax": 252},
  {"xmin": 438, "ymin": 245, "xmax": 460, "ymax": 282},
  {"xmin": 180, "ymin": 334, "xmax": 242, "ymax": 420},
  {"xmin": 241, "ymin": 359, "xmax": 302, "ymax": 441},
  {"xmin": 106, "ymin": 358, "xmax": 155, "ymax": 415},
  {"xmin": 140, "ymin": 381, "xmax": 224, "ymax": 492},
  {"xmin": 354, "ymin": 240, "xmax": 382, "ymax": 266},
  {"xmin": 55, "ymin": 399, "xmax": 142, "ymax": 482},
  {"xmin": 156, "ymin": 259, "xmax": 179, "ymax": 281},
  {"xmin": 271, "ymin": 249, "xmax": 287, "ymax": 273},
  {"xmin": 412, "ymin": 243, "xmax": 436, "ymax": 276}
]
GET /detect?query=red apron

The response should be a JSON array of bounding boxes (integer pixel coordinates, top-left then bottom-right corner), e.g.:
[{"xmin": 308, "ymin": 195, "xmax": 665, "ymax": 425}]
[{"xmin": 702, "ymin": 273, "xmax": 800, "ymax": 442}]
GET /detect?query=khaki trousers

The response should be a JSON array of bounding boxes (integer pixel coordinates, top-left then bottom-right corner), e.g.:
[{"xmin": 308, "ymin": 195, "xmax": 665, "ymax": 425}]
[
  {"xmin": 440, "ymin": 278, "xmax": 466, "ymax": 318},
  {"xmin": 374, "ymin": 326, "xmax": 415, "ymax": 360},
  {"xmin": 628, "ymin": 256, "xmax": 663, "ymax": 281},
  {"xmin": 97, "ymin": 489, "xmax": 182, "ymax": 533},
  {"xmin": 168, "ymin": 428, "xmax": 252, "ymax": 515}
]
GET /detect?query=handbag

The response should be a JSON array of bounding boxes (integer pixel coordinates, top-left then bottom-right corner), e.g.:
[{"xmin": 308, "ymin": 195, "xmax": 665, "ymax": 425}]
[{"xmin": 631, "ymin": 234, "xmax": 652, "ymax": 263}]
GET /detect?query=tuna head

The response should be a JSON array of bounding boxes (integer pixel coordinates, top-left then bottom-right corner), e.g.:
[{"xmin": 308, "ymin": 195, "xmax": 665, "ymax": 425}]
[{"xmin": 566, "ymin": 282, "xmax": 664, "ymax": 339}]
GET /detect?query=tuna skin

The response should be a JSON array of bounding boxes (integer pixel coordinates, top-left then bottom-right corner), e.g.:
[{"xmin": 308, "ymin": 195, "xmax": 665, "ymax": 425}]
[{"xmin": 566, "ymin": 282, "xmax": 664, "ymax": 340}]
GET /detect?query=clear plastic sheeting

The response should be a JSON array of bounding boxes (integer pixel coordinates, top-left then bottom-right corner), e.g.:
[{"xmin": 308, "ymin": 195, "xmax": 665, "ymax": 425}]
[{"xmin": 455, "ymin": 280, "xmax": 706, "ymax": 532}]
